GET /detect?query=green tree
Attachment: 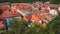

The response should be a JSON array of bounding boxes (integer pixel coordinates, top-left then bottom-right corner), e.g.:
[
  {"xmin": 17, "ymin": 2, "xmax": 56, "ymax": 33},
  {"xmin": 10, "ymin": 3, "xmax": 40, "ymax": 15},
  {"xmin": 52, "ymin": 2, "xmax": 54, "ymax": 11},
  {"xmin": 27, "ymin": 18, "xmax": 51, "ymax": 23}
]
[
  {"xmin": 0, "ymin": 10, "xmax": 3, "ymax": 15},
  {"xmin": 50, "ymin": 0, "xmax": 60, "ymax": 4},
  {"xmin": 2, "ymin": 15, "xmax": 60, "ymax": 34}
]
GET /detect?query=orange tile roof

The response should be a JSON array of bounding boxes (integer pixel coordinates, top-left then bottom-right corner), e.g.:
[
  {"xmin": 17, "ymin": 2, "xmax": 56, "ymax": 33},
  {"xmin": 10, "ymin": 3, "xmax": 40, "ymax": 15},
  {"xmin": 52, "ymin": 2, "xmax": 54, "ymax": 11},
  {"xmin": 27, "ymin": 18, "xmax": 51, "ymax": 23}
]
[{"xmin": 0, "ymin": 21, "xmax": 5, "ymax": 28}]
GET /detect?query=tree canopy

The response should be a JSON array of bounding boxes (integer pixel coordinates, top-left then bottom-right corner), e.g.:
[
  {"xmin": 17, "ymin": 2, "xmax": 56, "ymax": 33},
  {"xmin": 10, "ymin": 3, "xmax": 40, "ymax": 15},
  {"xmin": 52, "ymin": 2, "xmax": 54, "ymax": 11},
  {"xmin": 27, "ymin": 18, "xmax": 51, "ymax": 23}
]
[{"xmin": 0, "ymin": 0, "xmax": 60, "ymax": 4}]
